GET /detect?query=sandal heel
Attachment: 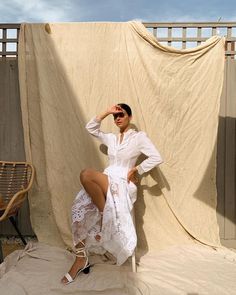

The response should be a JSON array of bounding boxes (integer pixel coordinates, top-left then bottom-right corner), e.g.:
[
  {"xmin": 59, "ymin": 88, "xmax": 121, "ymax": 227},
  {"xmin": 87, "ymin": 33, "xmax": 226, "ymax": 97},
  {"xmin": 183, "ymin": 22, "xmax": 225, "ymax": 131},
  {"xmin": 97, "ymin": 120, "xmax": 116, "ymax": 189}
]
[{"xmin": 83, "ymin": 265, "xmax": 91, "ymax": 274}]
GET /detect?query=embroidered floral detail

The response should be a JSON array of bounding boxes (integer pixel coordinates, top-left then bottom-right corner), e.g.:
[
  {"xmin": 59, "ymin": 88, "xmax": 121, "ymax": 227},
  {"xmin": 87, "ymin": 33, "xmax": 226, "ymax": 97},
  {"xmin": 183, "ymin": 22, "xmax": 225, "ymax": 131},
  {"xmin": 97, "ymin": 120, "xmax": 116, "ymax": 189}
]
[{"xmin": 71, "ymin": 176, "xmax": 137, "ymax": 265}]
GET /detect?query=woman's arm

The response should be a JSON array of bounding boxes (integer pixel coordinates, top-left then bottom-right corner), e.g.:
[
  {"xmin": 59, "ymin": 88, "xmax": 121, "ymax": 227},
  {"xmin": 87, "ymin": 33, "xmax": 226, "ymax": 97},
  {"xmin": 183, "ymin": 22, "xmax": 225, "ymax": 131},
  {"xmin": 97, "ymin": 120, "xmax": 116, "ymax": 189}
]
[
  {"xmin": 86, "ymin": 105, "xmax": 123, "ymax": 145},
  {"xmin": 127, "ymin": 132, "xmax": 163, "ymax": 183},
  {"xmin": 95, "ymin": 111, "xmax": 110, "ymax": 122},
  {"xmin": 136, "ymin": 132, "xmax": 163, "ymax": 175}
]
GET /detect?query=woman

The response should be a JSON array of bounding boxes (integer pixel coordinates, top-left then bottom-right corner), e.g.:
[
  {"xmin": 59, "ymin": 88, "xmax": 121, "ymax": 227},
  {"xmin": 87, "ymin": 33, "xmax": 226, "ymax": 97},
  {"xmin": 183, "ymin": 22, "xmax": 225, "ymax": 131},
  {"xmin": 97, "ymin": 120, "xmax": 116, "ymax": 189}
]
[{"xmin": 61, "ymin": 104, "xmax": 163, "ymax": 284}]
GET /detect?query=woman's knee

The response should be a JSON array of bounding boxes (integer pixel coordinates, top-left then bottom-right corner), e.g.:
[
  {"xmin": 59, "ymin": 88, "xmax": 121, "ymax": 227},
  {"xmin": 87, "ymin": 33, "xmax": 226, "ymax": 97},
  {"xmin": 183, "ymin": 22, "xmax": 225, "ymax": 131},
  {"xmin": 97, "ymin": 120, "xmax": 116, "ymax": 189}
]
[{"xmin": 80, "ymin": 168, "xmax": 95, "ymax": 183}]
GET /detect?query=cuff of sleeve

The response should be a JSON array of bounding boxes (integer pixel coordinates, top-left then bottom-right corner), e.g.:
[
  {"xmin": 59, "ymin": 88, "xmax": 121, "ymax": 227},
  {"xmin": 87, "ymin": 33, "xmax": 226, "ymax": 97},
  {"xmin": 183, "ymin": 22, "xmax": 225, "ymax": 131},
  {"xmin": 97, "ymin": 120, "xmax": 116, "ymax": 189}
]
[
  {"xmin": 93, "ymin": 116, "xmax": 101, "ymax": 123},
  {"xmin": 136, "ymin": 165, "xmax": 144, "ymax": 175}
]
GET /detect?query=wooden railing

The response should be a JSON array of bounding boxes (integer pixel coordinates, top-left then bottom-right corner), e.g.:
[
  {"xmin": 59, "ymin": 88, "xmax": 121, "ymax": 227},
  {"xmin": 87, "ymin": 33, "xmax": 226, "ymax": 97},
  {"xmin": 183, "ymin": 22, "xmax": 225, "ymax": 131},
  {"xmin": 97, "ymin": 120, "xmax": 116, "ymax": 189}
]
[
  {"xmin": 143, "ymin": 22, "xmax": 236, "ymax": 59},
  {"xmin": 0, "ymin": 24, "xmax": 20, "ymax": 59},
  {"xmin": 0, "ymin": 22, "xmax": 236, "ymax": 58}
]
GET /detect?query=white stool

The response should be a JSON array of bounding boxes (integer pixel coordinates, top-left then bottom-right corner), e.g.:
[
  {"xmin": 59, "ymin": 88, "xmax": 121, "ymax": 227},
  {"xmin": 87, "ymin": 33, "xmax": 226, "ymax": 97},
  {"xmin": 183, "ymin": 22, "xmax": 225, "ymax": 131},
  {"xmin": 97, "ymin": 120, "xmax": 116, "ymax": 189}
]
[{"xmin": 131, "ymin": 208, "xmax": 137, "ymax": 272}]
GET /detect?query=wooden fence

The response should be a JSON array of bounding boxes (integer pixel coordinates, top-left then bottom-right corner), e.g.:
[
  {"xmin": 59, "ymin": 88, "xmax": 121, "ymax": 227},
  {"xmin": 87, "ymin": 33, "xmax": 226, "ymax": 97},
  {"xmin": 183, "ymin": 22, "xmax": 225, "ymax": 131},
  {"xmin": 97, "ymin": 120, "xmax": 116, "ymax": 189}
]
[
  {"xmin": 0, "ymin": 24, "xmax": 20, "ymax": 59},
  {"xmin": 0, "ymin": 22, "xmax": 236, "ymax": 58},
  {"xmin": 0, "ymin": 22, "xmax": 236, "ymax": 247},
  {"xmin": 143, "ymin": 22, "xmax": 236, "ymax": 59}
]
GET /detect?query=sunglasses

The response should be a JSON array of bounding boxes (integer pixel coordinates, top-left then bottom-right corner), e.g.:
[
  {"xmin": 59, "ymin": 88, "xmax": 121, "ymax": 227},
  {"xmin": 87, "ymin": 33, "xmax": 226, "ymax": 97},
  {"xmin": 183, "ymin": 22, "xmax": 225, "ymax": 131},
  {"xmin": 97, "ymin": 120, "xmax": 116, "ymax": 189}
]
[{"xmin": 113, "ymin": 112, "xmax": 125, "ymax": 120}]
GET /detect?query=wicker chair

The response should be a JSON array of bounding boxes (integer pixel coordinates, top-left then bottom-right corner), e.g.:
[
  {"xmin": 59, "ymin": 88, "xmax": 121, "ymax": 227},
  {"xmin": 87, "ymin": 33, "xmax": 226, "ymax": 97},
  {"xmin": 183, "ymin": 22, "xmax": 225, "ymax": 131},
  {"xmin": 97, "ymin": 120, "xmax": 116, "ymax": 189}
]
[{"xmin": 0, "ymin": 161, "xmax": 35, "ymax": 262}]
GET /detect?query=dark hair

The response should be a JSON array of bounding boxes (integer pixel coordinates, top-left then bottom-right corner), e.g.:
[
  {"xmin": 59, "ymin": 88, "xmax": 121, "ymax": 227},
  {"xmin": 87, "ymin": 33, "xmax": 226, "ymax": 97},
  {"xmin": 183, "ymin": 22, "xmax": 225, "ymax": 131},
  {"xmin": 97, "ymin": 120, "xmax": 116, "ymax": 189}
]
[{"xmin": 117, "ymin": 103, "xmax": 132, "ymax": 117}]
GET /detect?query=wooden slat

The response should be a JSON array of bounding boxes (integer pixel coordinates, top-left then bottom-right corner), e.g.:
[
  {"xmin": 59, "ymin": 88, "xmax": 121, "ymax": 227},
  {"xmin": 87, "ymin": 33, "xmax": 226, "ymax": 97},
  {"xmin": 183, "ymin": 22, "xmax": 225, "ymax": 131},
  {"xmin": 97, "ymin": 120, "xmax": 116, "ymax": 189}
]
[
  {"xmin": 224, "ymin": 60, "xmax": 236, "ymax": 239},
  {"xmin": 212, "ymin": 27, "xmax": 217, "ymax": 36},
  {"xmin": 153, "ymin": 27, "xmax": 157, "ymax": 37},
  {"xmin": 168, "ymin": 27, "xmax": 172, "ymax": 46},
  {"xmin": 149, "ymin": 37, "xmax": 236, "ymax": 42},
  {"xmin": 2, "ymin": 29, "xmax": 6, "ymax": 60},
  {"xmin": 0, "ymin": 39, "xmax": 18, "ymax": 43},
  {"xmin": 216, "ymin": 60, "xmax": 227, "ymax": 238},
  {"xmin": 0, "ymin": 24, "xmax": 20, "ymax": 29},
  {"xmin": 197, "ymin": 27, "xmax": 201, "ymax": 46},
  {"xmin": 0, "ymin": 52, "xmax": 17, "ymax": 56},
  {"xmin": 227, "ymin": 27, "xmax": 232, "ymax": 60},
  {"xmin": 182, "ymin": 27, "xmax": 186, "ymax": 49},
  {"xmin": 143, "ymin": 22, "xmax": 236, "ymax": 28},
  {"xmin": 224, "ymin": 117, "xmax": 236, "ymax": 239},
  {"xmin": 217, "ymin": 117, "xmax": 226, "ymax": 238}
]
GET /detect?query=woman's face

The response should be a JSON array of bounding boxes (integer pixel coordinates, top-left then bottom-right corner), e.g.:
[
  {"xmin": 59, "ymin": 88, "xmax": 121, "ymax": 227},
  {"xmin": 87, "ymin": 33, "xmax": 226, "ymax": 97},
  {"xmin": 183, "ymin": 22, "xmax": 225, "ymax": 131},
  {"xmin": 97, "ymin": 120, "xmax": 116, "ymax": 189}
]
[{"xmin": 113, "ymin": 109, "xmax": 131, "ymax": 130}]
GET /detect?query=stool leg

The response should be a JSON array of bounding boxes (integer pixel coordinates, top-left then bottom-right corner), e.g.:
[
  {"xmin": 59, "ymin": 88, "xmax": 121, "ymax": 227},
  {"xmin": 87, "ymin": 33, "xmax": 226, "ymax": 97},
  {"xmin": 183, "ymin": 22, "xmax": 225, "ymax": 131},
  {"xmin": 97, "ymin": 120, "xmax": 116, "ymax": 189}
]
[
  {"xmin": 132, "ymin": 250, "xmax": 137, "ymax": 272},
  {"xmin": 131, "ymin": 208, "xmax": 137, "ymax": 272}
]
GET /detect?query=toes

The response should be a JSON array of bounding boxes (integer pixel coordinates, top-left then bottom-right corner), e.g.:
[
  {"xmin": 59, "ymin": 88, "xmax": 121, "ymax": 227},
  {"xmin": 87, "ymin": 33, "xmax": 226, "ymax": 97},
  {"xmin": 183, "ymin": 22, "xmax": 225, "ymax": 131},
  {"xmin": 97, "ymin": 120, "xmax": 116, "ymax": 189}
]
[{"xmin": 61, "ymin": 277, "xmax": 68, "ymax": 284}]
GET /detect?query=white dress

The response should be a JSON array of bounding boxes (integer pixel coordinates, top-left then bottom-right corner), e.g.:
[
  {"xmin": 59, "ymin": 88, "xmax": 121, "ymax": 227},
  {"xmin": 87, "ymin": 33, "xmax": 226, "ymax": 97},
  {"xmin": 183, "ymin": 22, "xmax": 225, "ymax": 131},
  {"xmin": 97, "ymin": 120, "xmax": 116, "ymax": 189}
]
[{"xmin": 72, "ymin": 117, "xmax": 163, "ymax": 265}]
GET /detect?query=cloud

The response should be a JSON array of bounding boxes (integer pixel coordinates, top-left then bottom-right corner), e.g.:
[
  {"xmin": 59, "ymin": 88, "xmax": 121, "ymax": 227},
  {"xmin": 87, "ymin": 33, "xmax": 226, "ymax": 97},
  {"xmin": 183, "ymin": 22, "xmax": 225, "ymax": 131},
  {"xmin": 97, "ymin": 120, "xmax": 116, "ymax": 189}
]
[
  {"xmin": 0, "ymin": 0, "xmax": 73, "ymax": 22},
  {"xmin": 0, "ymin": 0, "xmax": 235, "ymax": 23}
]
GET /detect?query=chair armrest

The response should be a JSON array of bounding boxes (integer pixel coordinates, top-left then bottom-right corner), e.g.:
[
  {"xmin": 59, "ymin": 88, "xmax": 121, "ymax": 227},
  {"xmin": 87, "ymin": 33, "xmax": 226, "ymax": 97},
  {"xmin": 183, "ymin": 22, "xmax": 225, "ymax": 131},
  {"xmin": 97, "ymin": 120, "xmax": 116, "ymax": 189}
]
[
  {"xmin": 0, "ymin": 162, "xmax": 35, "ymax": 221},
  {"xmin": 0, "ymin": 188, "xmax": 31, "ymax": 221}
]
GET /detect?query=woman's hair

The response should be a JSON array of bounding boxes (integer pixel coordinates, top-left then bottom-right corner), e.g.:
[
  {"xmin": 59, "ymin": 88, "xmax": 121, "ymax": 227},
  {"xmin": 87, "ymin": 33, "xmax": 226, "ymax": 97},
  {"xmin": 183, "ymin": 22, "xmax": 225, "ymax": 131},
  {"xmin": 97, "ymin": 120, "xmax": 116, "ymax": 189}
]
[{"xmin": 117, "ymin": 103, "xmax": 132, "ymax": 117}]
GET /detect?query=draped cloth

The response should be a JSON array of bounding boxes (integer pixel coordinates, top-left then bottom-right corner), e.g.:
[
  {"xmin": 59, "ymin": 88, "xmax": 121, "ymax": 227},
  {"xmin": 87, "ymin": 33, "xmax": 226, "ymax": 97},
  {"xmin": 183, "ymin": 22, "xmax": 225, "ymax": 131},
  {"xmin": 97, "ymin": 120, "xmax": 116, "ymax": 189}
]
[
  {"xmin": 18, "ymin": 22, "xmax": 225, "ymax": 259},
  {"xmin": 1, "ymin": 20, "xmax": 233, "ymax": 295}
]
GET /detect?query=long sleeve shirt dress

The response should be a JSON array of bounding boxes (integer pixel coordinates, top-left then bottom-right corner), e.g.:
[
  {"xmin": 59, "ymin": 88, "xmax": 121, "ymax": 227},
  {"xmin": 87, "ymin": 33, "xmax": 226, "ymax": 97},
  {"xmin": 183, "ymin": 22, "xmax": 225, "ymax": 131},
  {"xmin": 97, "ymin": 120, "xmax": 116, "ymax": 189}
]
[{"xmin": 71, "ymin": 117, "xmax": 163, "ymax": 265}]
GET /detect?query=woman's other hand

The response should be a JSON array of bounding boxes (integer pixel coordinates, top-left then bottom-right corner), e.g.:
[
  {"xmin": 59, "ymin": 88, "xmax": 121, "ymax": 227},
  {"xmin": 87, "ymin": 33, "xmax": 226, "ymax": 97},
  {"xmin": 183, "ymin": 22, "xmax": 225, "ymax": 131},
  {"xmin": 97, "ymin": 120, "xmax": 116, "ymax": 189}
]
[{"xmin": 127, "ymin": 167, "xmax": 138, "ymax": 184}]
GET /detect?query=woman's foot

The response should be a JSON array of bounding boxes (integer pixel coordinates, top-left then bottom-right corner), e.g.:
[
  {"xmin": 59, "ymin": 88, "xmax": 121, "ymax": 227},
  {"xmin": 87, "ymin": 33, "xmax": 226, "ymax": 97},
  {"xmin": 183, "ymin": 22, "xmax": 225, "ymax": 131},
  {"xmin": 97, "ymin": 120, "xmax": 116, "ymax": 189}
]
[
  {"xmin": 61, "ymin": 257, "xmax": 86, "ymax": 284},
  {"xmin": 61, "ymin": 243, "xmax": 90, "ymax": 284}
]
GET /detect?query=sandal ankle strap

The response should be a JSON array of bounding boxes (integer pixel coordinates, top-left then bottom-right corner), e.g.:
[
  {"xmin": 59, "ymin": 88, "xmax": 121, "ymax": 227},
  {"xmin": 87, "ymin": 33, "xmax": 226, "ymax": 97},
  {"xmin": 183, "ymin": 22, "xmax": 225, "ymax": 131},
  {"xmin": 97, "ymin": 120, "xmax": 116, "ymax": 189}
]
[{"xmin": 75, "ymin": 247, "xmax": 87, "ymax": 258}]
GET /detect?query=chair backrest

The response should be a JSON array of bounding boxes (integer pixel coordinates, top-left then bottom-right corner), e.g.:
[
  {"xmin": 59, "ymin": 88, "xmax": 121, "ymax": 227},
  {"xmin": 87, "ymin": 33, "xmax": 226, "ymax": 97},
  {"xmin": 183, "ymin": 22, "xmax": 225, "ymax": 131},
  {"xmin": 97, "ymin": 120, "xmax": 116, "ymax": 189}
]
[{"xmin": 0, "ymin": 161, "xmax": 35, "ymax": 220}]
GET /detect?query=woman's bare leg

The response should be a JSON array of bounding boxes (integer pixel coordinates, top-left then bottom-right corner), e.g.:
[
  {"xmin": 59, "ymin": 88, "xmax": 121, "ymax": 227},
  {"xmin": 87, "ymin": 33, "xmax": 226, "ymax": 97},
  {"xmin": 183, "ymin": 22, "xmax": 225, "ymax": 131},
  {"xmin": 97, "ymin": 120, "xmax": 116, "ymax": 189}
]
[
  {"xmin": 80, "ymin": 168, "xmax": 108, "ymax": 212},
  {"xmin": 80, "ymin": 168, "xmax": 108, "ymax": 241},
  {"xmin": 61, "ymin": 169, "xmax": 108, "ymax": 283}
]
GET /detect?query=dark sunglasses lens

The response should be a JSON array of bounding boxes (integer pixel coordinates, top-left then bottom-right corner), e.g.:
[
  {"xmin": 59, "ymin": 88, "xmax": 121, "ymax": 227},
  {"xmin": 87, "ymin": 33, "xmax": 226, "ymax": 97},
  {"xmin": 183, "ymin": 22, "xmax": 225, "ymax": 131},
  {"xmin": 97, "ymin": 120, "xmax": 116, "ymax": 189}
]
[{"xmin": 113, "ymin": 112, "xmax": 124, "ymax": 119}]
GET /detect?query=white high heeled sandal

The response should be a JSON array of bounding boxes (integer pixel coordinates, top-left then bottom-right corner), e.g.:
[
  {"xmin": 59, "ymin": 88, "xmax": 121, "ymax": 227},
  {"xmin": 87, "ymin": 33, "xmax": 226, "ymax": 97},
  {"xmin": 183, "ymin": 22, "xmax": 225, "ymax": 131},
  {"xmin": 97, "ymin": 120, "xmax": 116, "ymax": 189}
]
[{"xmin": 63, "ymin": 242, "xmax": 91, "ymax": 285}]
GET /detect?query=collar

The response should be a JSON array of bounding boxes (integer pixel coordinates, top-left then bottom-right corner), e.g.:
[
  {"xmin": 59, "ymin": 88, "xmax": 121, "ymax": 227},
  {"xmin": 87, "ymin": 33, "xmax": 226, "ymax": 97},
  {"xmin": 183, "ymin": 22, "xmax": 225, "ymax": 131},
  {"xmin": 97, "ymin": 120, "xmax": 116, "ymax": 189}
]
[{"xmin": 119, "ymin": 128, "xmax": 136, "ymax": 137}]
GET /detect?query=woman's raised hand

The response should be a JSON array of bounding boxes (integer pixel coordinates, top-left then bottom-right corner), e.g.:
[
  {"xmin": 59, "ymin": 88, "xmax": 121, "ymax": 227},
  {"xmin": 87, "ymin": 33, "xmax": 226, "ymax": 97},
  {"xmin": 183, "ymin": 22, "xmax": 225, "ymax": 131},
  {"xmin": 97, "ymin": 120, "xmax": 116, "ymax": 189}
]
[
  {"xmin": 96, "ymin": 105, "xmax": 123, "ymax": 122},
  {"xmin": 107, "ymin": 105, "xmax": 123, "ymax": 115}
]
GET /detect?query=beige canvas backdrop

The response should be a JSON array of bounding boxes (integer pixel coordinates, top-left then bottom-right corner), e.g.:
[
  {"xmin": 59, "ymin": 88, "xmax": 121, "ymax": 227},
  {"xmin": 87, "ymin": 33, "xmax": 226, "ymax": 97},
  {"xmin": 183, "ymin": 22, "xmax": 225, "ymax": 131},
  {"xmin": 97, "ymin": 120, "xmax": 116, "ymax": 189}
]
[{"xmin": 18, "ymin": 22, "xmax": 225, "ymax": 260}]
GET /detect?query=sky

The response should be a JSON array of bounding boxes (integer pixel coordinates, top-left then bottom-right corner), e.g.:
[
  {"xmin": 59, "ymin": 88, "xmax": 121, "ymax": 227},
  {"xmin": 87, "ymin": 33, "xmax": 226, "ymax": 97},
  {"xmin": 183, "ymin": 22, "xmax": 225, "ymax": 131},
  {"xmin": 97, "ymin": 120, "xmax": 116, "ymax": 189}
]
[{"xmin": 0, "ymin": 0, "xmax": 236, "ymax": 23}]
